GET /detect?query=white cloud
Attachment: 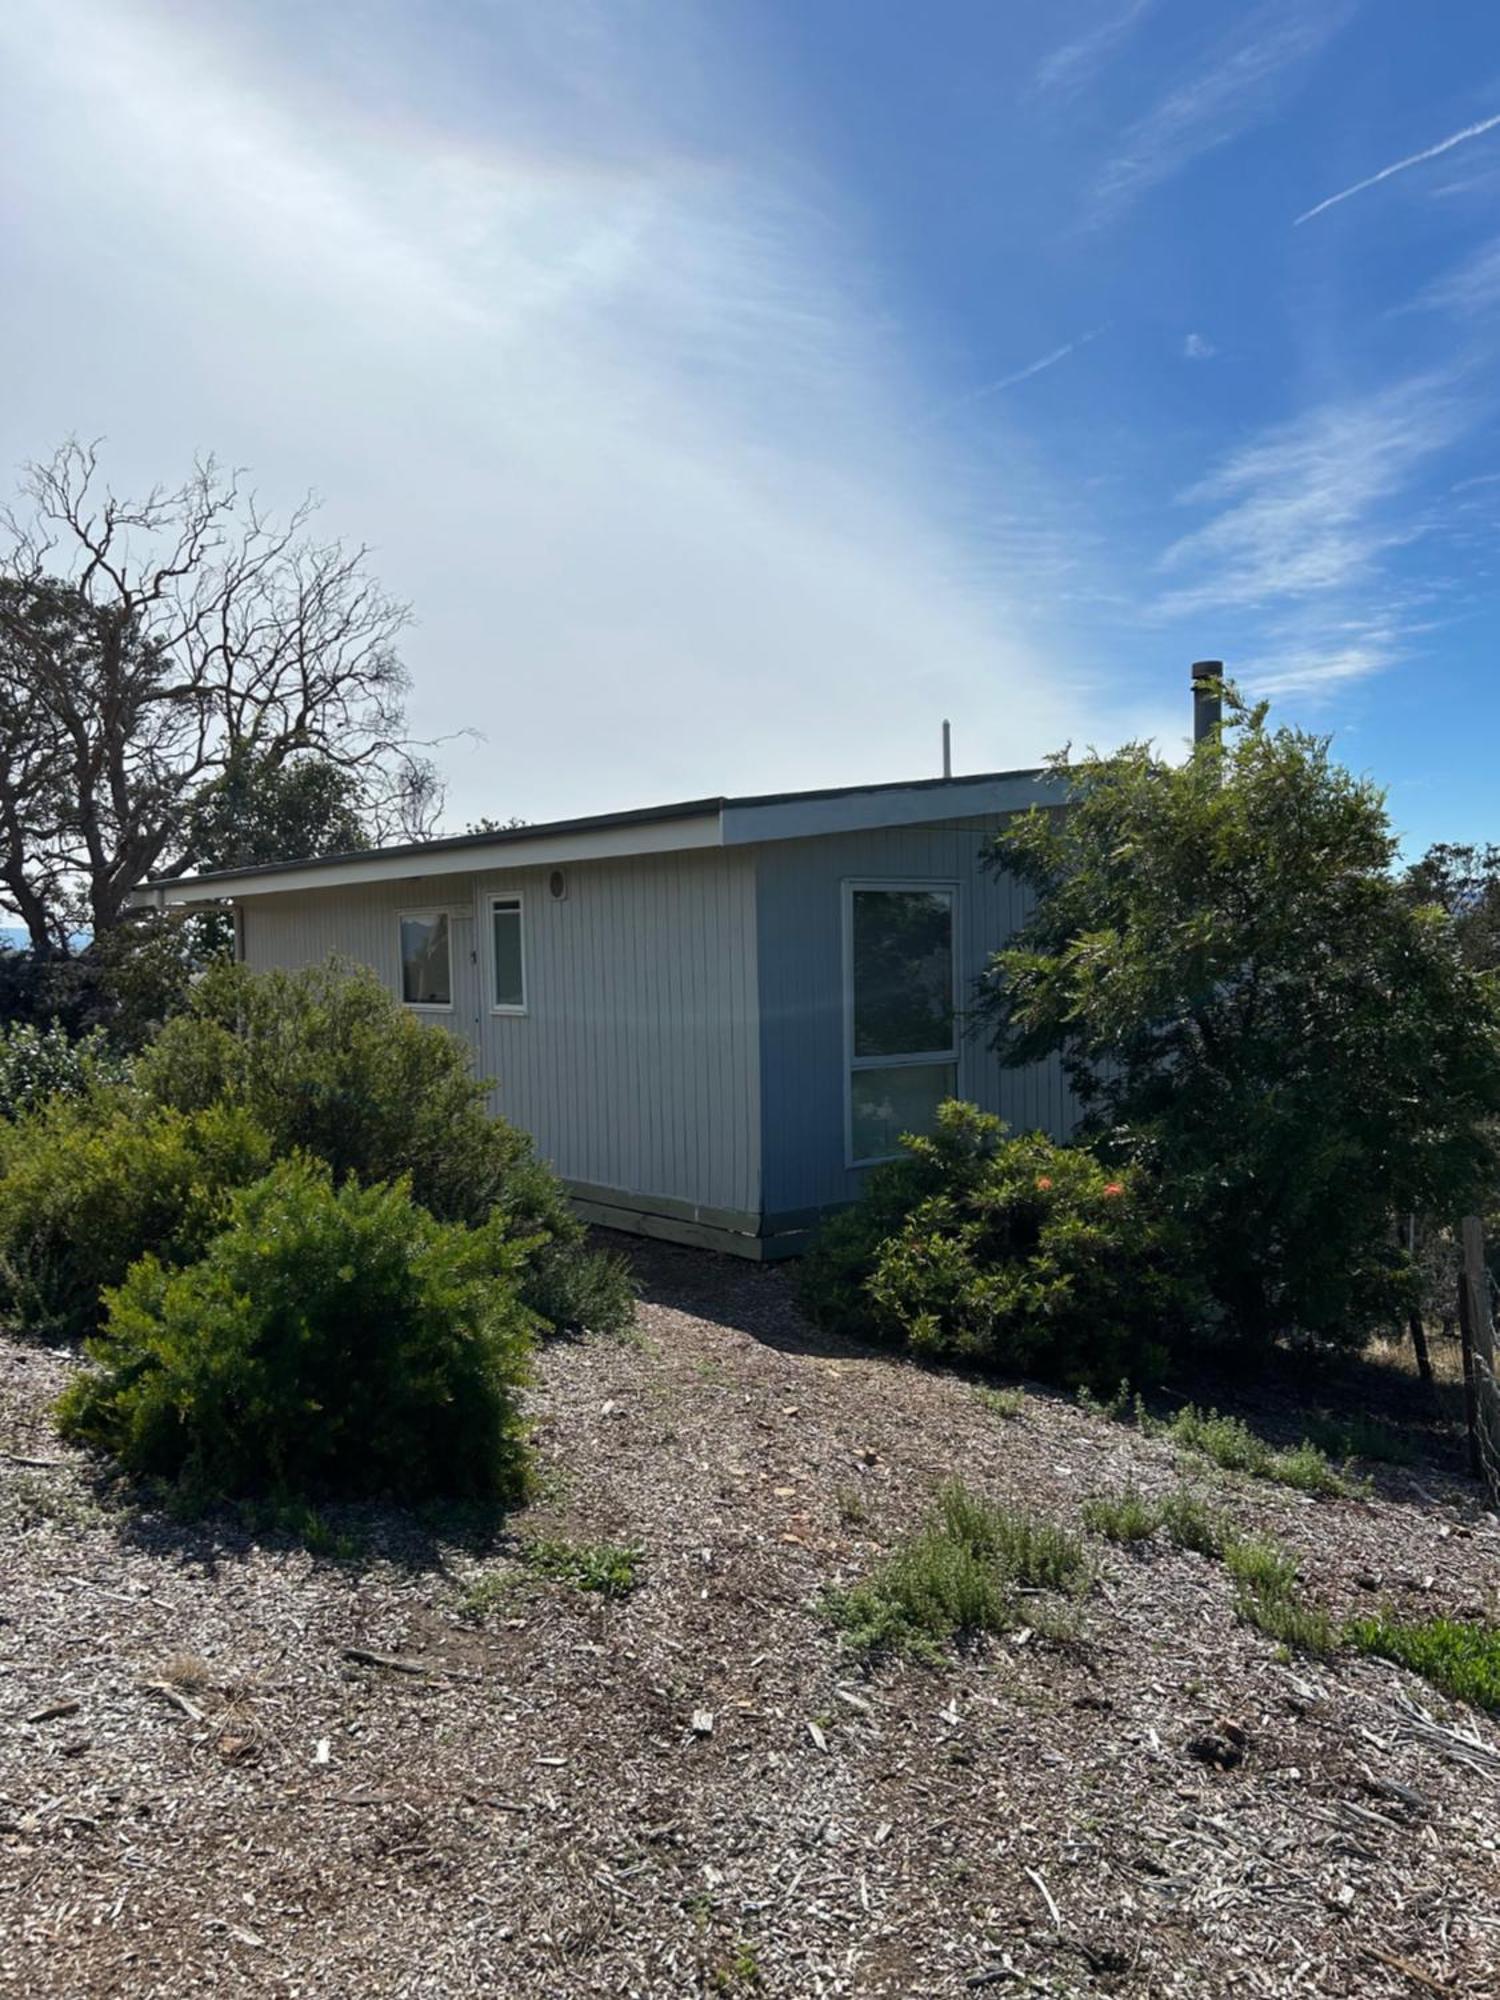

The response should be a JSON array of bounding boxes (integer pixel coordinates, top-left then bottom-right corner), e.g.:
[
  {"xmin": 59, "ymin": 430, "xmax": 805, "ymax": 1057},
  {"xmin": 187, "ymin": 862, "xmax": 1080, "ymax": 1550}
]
[
  {"xmin": 0, "ymin": 0, "xmax": 1126, "ymax": 829},
  {"xmin": 1033, "ymin": 0, "xmax": 1158, "ymax": 99},
  {"xmin": 1182, "ymin": 332, "xmax": 1216, "ymax": 360},
  {"xmin": 1295, "ymin": 109, "xmax": 1500, "ymax": 225},
  {"xmin": 1414, "ymin": 234, "xmax": 1500, "ymax": 317},
  {"xmin": 1089, "ymin": 0, "xmax": 1351, "ymax": 224},
  {"xmin": 1157, "ymin": 377, "xmax": 1458, "ymax": 620}
]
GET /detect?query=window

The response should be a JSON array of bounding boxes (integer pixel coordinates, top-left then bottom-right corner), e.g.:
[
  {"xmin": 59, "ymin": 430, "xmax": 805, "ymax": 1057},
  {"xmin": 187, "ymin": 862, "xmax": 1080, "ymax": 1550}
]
[
  {"xmin": 399, "ymin": 911, "xmax": 452, "ymax": 1008},
  {"xmin": 845, "ymin": 882, "xmax": 957, "ymax": 1164},
  {"xmin": 491, "ymin": 895, "xmax": 526, "ymax": 1012}
]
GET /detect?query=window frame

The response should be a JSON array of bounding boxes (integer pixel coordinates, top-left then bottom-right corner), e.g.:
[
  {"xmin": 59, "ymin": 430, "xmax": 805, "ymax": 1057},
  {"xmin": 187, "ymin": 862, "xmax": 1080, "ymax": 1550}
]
[
  {"xmin": 488, "ymin": 891, "xmax": 528, "ymax": 1016},
  {"xmin": 397, "ymin": 907, "xmax": 456, "ymax": 1013},
  {"xmin": 842, "ymin": 877, "xmax": 961, "ymax": 1168}
]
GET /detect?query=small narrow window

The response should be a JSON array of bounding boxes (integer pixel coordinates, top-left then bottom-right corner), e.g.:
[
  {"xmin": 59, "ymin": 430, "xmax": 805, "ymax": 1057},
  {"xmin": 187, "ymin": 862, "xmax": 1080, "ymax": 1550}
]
[
  {"xmin": 399, "ymin": 911, "xmax": 452, "ymax": 1008},
  {"xmin": 845, "ymin": 883, "xmax": 958, "ymax": 1164},
  {"xmin": 491, "ymin": 896, "xmax": 526, "ymax": 1011}
]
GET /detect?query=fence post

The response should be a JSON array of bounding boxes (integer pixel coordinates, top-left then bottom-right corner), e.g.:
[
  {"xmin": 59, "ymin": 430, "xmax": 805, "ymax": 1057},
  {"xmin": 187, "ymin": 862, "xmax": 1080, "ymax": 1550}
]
[
  {"xmin": 1460, "ymin": 1216, "xmax": 1497, "ymax": 1503},
  {"xmin": 1406, "ymin": 1214, "xmax": 1433, "ymax": 1385}
]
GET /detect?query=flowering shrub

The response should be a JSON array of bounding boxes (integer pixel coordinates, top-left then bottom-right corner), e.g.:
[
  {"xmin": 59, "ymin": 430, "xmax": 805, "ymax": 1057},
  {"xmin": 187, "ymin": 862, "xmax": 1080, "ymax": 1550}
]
[{"xmin": 799, "ymin": 1101, "xmax": 1193, "ymax": 1387}]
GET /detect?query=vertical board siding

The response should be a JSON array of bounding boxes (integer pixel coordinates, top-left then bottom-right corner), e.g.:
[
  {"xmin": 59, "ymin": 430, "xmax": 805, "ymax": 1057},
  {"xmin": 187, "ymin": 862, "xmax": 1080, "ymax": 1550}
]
[
  {"xmin": 239, "ymin": 848, "xmax": 761, "ymax": 1217},
  {"xmin": 755, "ymin": 816, "xmax": 1078, "ymax": 1216}
]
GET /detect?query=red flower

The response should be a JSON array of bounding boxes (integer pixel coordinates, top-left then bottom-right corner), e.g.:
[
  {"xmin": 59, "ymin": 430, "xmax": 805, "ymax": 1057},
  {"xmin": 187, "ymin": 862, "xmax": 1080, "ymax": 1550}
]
[
  {"xmin": 1102, "ymin": 1181, "xmax": 1124, "ymax": 1197},
  {"xmin": 1036, "ymin": 1175, "xmax": 1053, "ymax": 1190}
]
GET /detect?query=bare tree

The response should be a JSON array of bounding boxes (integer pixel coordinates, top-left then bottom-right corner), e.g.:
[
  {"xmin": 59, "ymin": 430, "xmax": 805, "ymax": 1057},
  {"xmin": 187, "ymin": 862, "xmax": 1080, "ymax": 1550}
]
[{"xmin": 0, "ymin": 440, "xmax": 440, "ymax": 954}]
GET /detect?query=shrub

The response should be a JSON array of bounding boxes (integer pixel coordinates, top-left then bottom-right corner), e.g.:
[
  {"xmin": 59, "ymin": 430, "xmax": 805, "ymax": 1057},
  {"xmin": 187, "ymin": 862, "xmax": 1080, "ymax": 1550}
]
[
  {"xmin": 57, "ymin": 1159, "xmax": 534, "ymax": 1504},
  {"xmin": 133, "ymin": 958, "xmax": 635, "ymax": 1336},
  {"xmin": 800, "ymin": 1102, "xmax": 1190, "ymax": 1387},
  {"xmin": 825, "ymin": 1481, "xmax": 1088, "ymax": 1658},
  {"xmin": 0, "ymin": 1096, "xmax": 273, "ymax": 1340},
  {"xmin": 0, "ymin": 1021, "xmax": 128, "ymax": 1121},
  {"xmin": 1081, "ymin": 1487, "xmax": 1162, "ymax": 1543}
]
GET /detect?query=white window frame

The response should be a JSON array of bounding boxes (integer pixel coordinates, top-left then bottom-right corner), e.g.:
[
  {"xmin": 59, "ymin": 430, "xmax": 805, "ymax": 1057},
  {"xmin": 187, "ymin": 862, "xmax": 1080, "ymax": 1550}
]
[
  {"xmin": 488, "ymin": 891, "xmax": 528, "ymax": 1016},
  {"xmin": 397, "ymin": 907, "xmax": 455, "ymax": 1013},
  {"xmin": 842, "ymin": 877, "xmax": 961, "ymax": 1168}
]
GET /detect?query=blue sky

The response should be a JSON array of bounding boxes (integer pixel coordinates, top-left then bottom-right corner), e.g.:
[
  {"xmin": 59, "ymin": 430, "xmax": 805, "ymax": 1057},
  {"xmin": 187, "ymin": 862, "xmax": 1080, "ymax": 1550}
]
[{"xmin": 1, "ymin": 1, "xmax": 1497, "ymax": 852}]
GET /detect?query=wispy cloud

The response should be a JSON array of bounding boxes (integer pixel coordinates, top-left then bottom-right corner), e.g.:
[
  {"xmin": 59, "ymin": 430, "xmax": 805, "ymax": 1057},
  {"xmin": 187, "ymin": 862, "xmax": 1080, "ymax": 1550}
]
[
  {"xmin": 1412, "ymin": 233, "xmax": 1500, "ymax": 316},
  {"xmin": 1295, "ymin": 109, "xmax": 1500, "ymax": 225},
  {"xmin": 1089, "ymin": 0, "xmax": 1351, "ymax": 225},
  {"xmin": 952, "ymin": 326, "xmax": 1107, "ymax": 405},
  {"xmin": 1182, "ymin": 332, "xmax": 1216, "ymax": 360},
  {"xmin": 1157, "ymin": 376, "xmax": 1459, "ymax": 621},
  {"xmin": 1033, "ymin": 0, "xmax": 1157, "ymax": 99},
  {"xmin": 0, "ymin": 0, "xmax": 1125, "ymax": 823}
]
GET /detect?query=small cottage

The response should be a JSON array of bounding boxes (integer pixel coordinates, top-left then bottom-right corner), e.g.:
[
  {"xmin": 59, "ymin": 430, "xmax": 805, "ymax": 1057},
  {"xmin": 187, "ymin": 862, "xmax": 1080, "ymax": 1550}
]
[{"xmin": 143, "ymin": 768, "xmax": 1078, "ymax": 1256}]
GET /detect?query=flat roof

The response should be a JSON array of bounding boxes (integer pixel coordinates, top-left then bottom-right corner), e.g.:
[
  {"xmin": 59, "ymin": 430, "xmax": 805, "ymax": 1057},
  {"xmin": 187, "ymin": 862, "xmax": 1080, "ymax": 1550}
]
[{"xmin": 140, "ymin": 766, "xmax": 1066, "ymax": 905}]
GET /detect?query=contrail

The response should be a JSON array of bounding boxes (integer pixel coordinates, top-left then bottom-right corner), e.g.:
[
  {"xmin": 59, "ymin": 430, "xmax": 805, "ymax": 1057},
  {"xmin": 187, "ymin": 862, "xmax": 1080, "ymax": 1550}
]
[{"xmin": 1295, "ymin": 110, "xmax": 1500, "ymax": 225}]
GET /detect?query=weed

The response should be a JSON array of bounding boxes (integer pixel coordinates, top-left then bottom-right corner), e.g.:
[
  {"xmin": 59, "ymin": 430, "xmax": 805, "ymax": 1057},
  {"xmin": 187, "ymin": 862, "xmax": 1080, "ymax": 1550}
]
[
  {"xmin": 1080, "ymin": 1484, "xmax": 1228, "ymax": 1556},
  {"xmin": 972, "ymin": 1386, "xmax": 1026, "ymax": 1419},
  {"xmin": 834, "ymin": 1485, "xmax": 870, "ymax": 1528},
  {"xmin": 825, "ymin": 1483, "xmax": 1088, "ymax": 1659},
  {"xmin": 1165, "ymin": 1405, "xmax": 1351, "ymax": 1497},
  {"xmin": 455, "ymin": 1572, "xmax": 516, "ymax": 1621},
  {"xmin": 710, "ymin": 1946, "xmax": 763, "ymax": 1993},
  {"xmin": 519, "ymin": 1536, "xmax": 642, "ymax": 1598},
  {"xmin": 1157, "ymin": 1489, "xmax": 1227, "ymax": 1557},
  {"xmin": 1345, "ymin": 1615, "xmax": 1500, "ymax": 1712},
  {"xmin": 1081, "ymin": 1487, "xmax": 1162, "ymax": 1543},
  {"xmin": 1225, "ymin": 1536, "xmax": 1338, "ymax": 1656},
  {"xmin": 1301, "ymin": 1412, "xmax": 1417, "ymax": 1468}
]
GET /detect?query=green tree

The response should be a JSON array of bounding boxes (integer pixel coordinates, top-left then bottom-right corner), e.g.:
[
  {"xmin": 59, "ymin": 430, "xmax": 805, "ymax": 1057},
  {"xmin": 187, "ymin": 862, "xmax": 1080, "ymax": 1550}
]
[
  {"xmin": 978, "ymin": 692, "xmax": 1500, "ymax": 1351},
  {"xmin": 1403, "ymin": 842, "xmax": 1500, "ymax": 974}
]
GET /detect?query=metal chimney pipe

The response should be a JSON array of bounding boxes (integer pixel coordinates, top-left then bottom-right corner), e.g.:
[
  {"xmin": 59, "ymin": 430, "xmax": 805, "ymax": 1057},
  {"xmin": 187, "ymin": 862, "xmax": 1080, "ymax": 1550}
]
[
  {"xmin": 941, "ymin": 719, "xmax": 952, "ymax": 779},
  {"xmin": 1191, "ymin": 661, "xmax": 1223, "ymax": 745}
]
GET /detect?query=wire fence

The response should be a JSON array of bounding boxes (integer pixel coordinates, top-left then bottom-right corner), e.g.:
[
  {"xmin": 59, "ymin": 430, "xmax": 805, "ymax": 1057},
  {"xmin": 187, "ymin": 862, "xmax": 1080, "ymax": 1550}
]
[{"xmin": 1459, "ymin": 1217, "xmax": 1500, "ymax": 1508}]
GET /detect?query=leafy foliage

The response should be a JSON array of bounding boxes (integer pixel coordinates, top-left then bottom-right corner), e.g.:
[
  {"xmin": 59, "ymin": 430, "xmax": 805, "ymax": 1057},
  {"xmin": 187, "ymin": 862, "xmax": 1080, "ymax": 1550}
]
[
  {"xmin": 978, "ymin": 693, "xmax": 1500, "ymax": 1351},
  {"xmin": 56, "ymin": 1159, "xmax": 533, "ymax": 1504},
  {"xmin": 0, "ymin": 1021, "xmax": 127, "ymax": 1120},
  {"xmin": 799, "ymin": 1100, "xmax": 1190, "ymax": 1386},
  {"xmin": 518, "ymin": 1537, "xmax": 643, "ymax": 1597},
  {"xmin": 1345, "ymin": 1614, "xmax": 1500, "ymax": 1712},
  {"xmin": 135, "ymin": 959, "xmax": 635, "ymax": 1335},
  {"xmin": 0, "ymin": 1096, "xmax": 272, "ymax": 1341}
]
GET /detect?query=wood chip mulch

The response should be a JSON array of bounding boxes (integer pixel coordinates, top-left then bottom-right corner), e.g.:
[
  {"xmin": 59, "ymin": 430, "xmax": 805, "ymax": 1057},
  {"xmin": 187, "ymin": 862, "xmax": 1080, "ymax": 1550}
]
[{"xmin": 3, "ymin": 1239, "xmax": 1500, "ymax": 1997}]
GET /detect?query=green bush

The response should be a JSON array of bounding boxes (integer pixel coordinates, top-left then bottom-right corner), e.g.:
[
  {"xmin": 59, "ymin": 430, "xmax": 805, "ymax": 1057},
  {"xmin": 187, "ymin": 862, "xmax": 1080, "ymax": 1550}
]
[
  {"xmin": 57, "ymin": 1158, "xmax": 533, "ymax": 1504},
  {"xmin": 133, "ymin": 958, "xmax": 634, "ymax": 1336},
  {"xmin": 0, "ymin": 1095, "xmax": 273, "ymax": 1340},
  {"xmin": 0, "ymin": 1021, "xmax": 128, "ymax": 1121},
  {"xmin": 800, "ymin": 1102, "xmax": 1190, "ymax": 1387}
]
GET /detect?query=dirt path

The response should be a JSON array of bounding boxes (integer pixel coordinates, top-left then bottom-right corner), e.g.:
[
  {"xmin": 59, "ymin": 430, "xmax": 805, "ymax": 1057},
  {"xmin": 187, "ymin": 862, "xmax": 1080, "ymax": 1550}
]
[{"xmin": 3, "ymin": 1241, "xmax": 1499, "ymax": 1997}]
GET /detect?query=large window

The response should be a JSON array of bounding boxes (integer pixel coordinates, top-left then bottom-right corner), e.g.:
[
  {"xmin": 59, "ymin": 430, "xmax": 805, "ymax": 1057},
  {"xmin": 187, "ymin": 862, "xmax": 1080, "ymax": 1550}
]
[
  {"xmin": 491, "ymin": 895, "xmax": 526, "ymax": 1012},
  {"xmin": 399, "ymin": 911, "xmax": 452, "ymax": 1008},
  {"xmin": 845, "ymin": 882, "xmax": 957, "ymax": 1164}
]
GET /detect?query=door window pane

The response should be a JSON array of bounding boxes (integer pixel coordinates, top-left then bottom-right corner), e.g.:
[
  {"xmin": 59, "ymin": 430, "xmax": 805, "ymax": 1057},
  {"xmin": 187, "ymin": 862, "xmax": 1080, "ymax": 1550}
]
[
  {"xmin": 492, "ymin": 899, "xmax": 525, "ymax": 1009},
  {"xmin": 851, "ymin": 888, "xmax": 954, "ymax": 1057},
  {"xmin": 851, "ymin": 1062, "xmax": 957, "ymax": 1161},
  {"xmin": 400, "ymin": 913, "xmax": 451, "ymax": 1006}
]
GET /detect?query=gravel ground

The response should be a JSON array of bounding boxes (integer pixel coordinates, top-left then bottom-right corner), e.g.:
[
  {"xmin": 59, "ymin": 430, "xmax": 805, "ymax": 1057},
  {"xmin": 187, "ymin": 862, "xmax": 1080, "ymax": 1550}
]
[{"xmin": 3, "ymin": 1240, "xmax": 1500, "ymax": 1998}]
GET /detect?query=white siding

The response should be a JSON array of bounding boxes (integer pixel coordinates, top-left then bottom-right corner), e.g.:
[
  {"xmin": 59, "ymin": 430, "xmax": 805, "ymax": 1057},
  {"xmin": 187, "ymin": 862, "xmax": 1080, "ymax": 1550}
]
[{"xmin": 238, "ymin": 847, "xmax": 761, "ymax": 1219}]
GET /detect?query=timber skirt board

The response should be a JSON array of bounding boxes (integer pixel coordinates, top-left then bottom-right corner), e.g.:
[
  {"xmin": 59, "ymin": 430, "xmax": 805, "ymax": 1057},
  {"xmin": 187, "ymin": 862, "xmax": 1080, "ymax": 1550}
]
[{"xmin": 564, "ymin": 1181, "xmax": 836, "ymax": 1261}]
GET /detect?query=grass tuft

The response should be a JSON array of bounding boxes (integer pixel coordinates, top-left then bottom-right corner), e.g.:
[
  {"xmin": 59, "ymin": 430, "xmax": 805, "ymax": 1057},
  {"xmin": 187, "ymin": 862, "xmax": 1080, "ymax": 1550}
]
[
  {"xmin": 1081, "ymin": 1487, "xmax": 1162, "ymax": 1543},
  {"xmin": 1164, "ymin": 1405, "xmax": 1352, "ymax": 1497},
  {"xmin": 972, "ymin": 1386, "xmax": 1027, "ymax": 1419},
  {"xmin": 826, "ymin": 1482, "xmax": 1089, "ymax": 1660}
]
